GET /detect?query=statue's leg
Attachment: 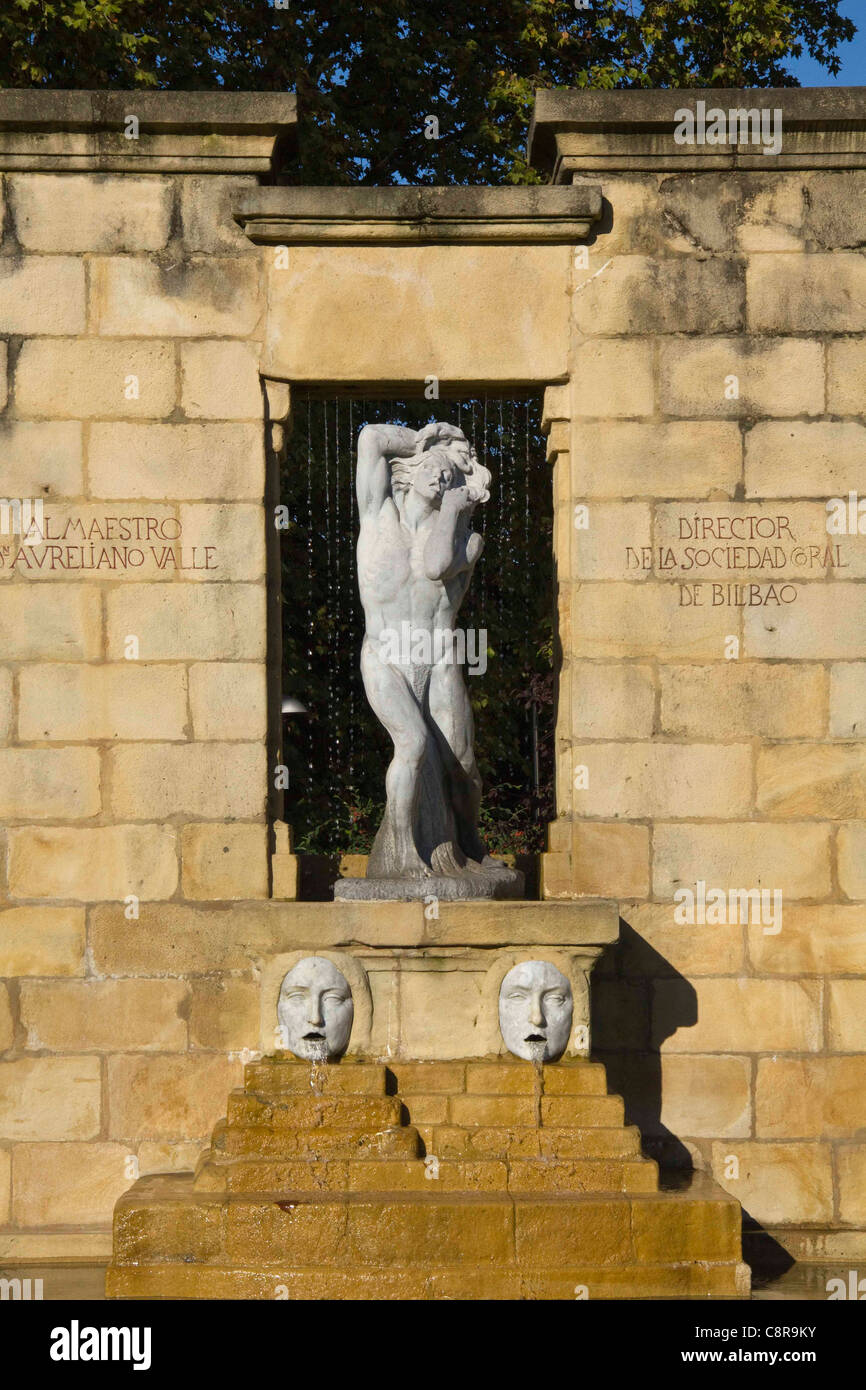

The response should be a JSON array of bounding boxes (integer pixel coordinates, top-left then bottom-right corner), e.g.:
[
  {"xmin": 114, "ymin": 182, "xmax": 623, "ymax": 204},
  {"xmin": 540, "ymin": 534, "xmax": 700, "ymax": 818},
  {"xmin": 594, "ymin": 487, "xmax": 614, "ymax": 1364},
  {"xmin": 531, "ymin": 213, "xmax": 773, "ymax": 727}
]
[
  {"xmin": 360, "ymin": 637, "xmax": 432, "ymax": 877},
  {"xmin": 428, "ymin": 658, "xmax": 487, "ymax": 863}
]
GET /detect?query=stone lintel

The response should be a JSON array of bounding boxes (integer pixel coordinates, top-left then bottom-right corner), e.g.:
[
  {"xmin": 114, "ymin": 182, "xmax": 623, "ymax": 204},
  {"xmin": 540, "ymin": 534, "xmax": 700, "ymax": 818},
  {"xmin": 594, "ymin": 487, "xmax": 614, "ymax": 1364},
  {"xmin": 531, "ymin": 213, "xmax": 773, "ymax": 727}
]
[
  {"xmin": 254, "ymin": 898, "xmax": 620, "ymax": 950},
  {"xmin": 235, "ymin": 185, "xmax": 603, "ymax": 244},
  {"xmin": 529, "ymin": 85, "xmax": 866, "ymax": 179},
  {"xmin": 0, "ymin": 89, "xmax": 297, "ymax": 172}
]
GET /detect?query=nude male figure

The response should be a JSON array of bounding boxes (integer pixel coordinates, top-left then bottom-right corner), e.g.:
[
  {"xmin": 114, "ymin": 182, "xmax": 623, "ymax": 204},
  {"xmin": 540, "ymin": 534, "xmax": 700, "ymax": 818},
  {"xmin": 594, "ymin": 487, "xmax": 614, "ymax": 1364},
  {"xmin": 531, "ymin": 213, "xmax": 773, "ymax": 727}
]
[{"xmin": 355, "ymin": 419, "xmax": 511, "ymax": 884}]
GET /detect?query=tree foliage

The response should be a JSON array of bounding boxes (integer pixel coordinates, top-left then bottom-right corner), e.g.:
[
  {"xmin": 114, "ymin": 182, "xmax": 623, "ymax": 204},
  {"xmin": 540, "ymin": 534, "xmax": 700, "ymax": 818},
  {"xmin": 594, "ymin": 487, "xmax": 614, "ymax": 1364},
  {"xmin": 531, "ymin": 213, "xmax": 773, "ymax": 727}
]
[{"xmin": 0, "ymin": 1, "xmax": 855, "ymax": 183}]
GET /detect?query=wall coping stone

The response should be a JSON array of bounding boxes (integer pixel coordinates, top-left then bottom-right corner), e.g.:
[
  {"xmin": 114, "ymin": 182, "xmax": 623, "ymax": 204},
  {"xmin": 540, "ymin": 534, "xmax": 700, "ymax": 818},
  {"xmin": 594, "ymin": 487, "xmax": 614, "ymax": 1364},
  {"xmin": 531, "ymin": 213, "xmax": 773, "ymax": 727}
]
[
  {"xmin": 235, "ymin": 185, "xmax": 603, "ymax": 244},
  {"xmin": 0, "ymin": 89, "xmax": 297, "ymax": 173},
  {"xmin": 529, "ymin": 85, "xmax": 866, "ymax": 178}
]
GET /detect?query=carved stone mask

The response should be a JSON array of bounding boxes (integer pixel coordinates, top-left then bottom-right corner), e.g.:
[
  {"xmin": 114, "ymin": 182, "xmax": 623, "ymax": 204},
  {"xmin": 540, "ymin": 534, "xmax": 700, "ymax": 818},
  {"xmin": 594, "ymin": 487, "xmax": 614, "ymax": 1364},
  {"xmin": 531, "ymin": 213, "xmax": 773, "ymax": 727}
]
[
  {"xmin": 498, "ymin": 960, "xmax": 573, "ymax": 1062},
  {"xmin": 277, "ymin": 957, "xmax": 354, "ymax": 1061}
]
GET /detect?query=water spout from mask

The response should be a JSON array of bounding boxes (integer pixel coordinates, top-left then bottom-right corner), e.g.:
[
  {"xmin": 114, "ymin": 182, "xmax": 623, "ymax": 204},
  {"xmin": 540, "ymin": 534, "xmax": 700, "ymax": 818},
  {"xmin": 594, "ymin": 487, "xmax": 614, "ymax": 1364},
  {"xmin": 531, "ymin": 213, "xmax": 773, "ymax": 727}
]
[
  {"xmin": 527, "ymin": 1041, "xmax": 546, "ymax": 1141},
  {"xmin": 307, "ymin": 1040, "xmax": 329, "ymax": 1095}
]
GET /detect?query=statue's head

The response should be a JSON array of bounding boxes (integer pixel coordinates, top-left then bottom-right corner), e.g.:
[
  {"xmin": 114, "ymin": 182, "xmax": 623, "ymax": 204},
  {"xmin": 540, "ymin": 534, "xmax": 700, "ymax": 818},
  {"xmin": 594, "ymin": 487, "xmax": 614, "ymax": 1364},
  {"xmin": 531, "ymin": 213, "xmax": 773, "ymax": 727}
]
[
  {"xmin": 277, "ymin": 956, "xmax": 354, "ymax": 1061},
  {"xmin": 390, "ymin": 425, "xmax": 491, "ymax": 508},
  {"xmin": 498, "ymin": 960, "xmax": 573, "ymax": 1062}
]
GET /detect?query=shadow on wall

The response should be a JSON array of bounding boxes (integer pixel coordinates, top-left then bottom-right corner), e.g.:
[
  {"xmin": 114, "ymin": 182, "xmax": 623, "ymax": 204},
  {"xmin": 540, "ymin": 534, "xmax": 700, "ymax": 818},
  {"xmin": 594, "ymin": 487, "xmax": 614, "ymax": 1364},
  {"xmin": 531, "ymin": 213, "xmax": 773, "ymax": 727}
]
[{"xmin": 592, "ymin": 919, "xmax": 794, "ymax": 1288}]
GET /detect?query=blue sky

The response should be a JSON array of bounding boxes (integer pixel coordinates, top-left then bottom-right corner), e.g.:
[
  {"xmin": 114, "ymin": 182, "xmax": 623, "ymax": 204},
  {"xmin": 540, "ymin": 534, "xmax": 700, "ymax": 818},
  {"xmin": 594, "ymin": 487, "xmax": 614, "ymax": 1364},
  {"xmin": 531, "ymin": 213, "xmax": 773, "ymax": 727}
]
[{"xmin": 787, "ymin": 0, "xmax": 866, "ymax": 85}]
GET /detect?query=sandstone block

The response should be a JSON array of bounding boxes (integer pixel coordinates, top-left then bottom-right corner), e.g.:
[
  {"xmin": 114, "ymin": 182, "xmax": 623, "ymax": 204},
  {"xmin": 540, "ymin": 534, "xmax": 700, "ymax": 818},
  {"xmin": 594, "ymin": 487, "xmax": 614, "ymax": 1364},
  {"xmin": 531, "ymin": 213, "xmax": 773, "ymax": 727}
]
[
  {"xmin": 106, "ymin": 584, "xmax": 265, "ymax": 660},
  {"xmin": 659, "ymin": 336, "xmax": 823, "ymax": 418},
  {"xmin": 747, "ymin": 252, "xmax": 866, "ymax": 332},
  {"xmin": 658, "ymin": 1055, "xmax": 751, "ymax": 1139},
  {"xmin": 544, "ymin": 821, "xmax": 650, "ymax": 899},
  {"xmin": 8, "ymin": 824, "xmax": 178, "ymax": 901},
  {"xmin": 91, "ymin": 256, "xmax": 261, "ymax": 337},
  {"xmin": 828, "ymin": 980, "xmax": 866, "ymax": 1051},
  {"xmin": 0, "ymin": 906, "xmax": 85, "ymax": 977},
  {"xmin": 0, "ymin": 1057, "xmax": 101, "ymax": 1140},
  {"xmin": 399, "ymin": 970, "xmax": 480, "ymax": 1059},
  {"xmin": 138, "ymin": 1140, "xmax": 206, "ymax": 1175},
  {"xmin": 572, "ymin": 420, "xmax": 741, "ymax": 498},
  {"xmin": 828, "ymin": 338, "xmax": 866, "ymax": 415},
  {"xmin": 177, "ymin": 503, "xmax": 266, "ymax": 581},
  {"xmin": 711, "ymin": 1141, "xmax": 833, "ymax": 1225},
  {"xmin": 0, "ymin": 257, "xmax": 85, "ymax": 333},
  {"xmin": 15, "ymin": 339, "xmax": 176, "ymax": 419},
  {"xmin": 838, "ymin": 822, "xmax": 866, "ymax": 899},
  {"xmin": 182, "ymin": 823, "xmax": 268, "ymax": 900},
  {"xmin": 571, "ymin": 340, "xmax": 654, "ymax": 417},
  {"xmin": 570, "ymin": 582, "xmax": 731, "ymax": 659},
  {"xmin": 653, "ymin": 822, "xmax": 832, "ymax": 899},
  {"xmin": 108, "ymin": 742, "xmax": 265, "ymax": 820},
  {"xmin": 745, "ymin": 585, "xmax": 866, "ymax": 660},
  {"xmin": 108, "ymin": 1055, "xmax": 240, "ymax": 1141},
  {"xmin": 12, "ymin": 1142, "xmax": 132, "ymax": 1226},
  {"xmin": 656, "ymin": 978, "xmax": 821, "ymax": 1053},
  {"xmin": 18, "ymin": 663, "xmax": 187, "ymax": 742},
  {"xmin": 0, "ymin": 584, "xmax": 101, "ymax": 659},
  {"xmin": 0, "ymin": 747, "xmax": 100, "ymax": 820},
  {"xmin": 573, "ymin": 502, "xmax": 651, "ymax": 580},
  {"xmin": 660, "ymin": 663, "xmax": 826, "ymax": 738},
  {"xmin": 89, "ymin": 422, "xmax": 264, "ymax": 500},
  {"xmin": 756, "ymin": 1057, "xmax": 866, "ymax": 1138},
  {"xmin": 571, "ymin": 662, "xmax": 655, "ymax": 738},
  {"xmin": 0, "ymin": 1147, "xmax": 9, "ymax": 1223},
  {"xmin": 515, "ymin": 1198, "xmax": 631, "ymax": 1266},
  {"xmin": 748, "ymin": 905, "xmax": 866, "ymax": 974},
  {"xmin": 11, "ymin": 174, "xmax": 172, "ymax": 253},
  {"xmin": 745, "ymin": 420, "xmax": 866, "ymax": 497},
  {"xmin": 189, "ymin": 977, "xmax": 260, "ymax": 1052},
  {"xmin": 0, "ymin": 983, "xmax": 12, "ymax": 1052},
  {"xmin": 388, "ymin": 1062, "xmax": 466, "ymax": 1095},
  {"xmin": 187, "ymin": 663, "xmax": 266, "ymax": 742},
  {"xmin": 180, "ymin": 340, "xmax": 262, "ymax": 418},
  {"xmin": 618, "ymin": 903, "xmax": 744, "ymax": 977},
  {"xmin": 837, "ymin": 1146, "xmax": 866, "ymax": 1225},
  {"xmin": 0, "ymin": 420, "xmax": 83, "ymax": 497},
  {"xmin": 830, "ymin": 664, "xmax": 866, "ymax": 738},
  {"xmin": 573, "ymin": 255, "xmax": 743, "ymax": 335},
  {"xmin": 631, "ymin": 1192, "xmax": 740, "ymax": 1262},
  {"xmin": 756, "ymin": 743, "xmax": 866, "ymax": 818},
  {"xmin": 0, "ymin": 668, "xmax": 11, "ymax": 742},
  {"xmin": 178, "ymin": 174, "xmax": 259, "ymax": 255},
  {"xmin": 573, "ymin": 742, "xmax": 752, "ymax": 819},
  {"xmin": 20, "ymin": 979, "xmax": 188, "ymax": 1053}
]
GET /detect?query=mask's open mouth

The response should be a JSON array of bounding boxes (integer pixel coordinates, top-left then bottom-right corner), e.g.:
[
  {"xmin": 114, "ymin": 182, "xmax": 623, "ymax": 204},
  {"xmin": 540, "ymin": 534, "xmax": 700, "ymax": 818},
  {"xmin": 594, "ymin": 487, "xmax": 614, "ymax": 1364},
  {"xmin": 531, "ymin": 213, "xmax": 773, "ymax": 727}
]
[
  {"xmin": 524, "ymin": 1033, "xmax": 546, "ymax": 1042},
  {"xmin": 303, "ymin": 1031, "xmax": 325, "ymax": 1040}
]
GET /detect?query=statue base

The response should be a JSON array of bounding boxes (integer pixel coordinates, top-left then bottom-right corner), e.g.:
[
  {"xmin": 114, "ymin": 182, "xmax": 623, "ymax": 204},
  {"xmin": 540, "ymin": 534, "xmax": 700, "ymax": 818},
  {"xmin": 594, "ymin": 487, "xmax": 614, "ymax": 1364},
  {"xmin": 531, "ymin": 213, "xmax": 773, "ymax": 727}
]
[{"xmin": 333, "ymin": 869, "xmax": 524, "ymax": 902}]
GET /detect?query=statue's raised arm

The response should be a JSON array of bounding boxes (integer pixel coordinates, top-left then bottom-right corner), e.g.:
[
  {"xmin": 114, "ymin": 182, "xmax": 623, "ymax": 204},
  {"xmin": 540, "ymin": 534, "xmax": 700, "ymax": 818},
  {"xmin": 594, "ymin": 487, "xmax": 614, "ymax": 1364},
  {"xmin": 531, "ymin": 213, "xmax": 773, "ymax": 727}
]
[{"xmin": 355, "ymin": 423, "xmax": 418, "ymax": 519}]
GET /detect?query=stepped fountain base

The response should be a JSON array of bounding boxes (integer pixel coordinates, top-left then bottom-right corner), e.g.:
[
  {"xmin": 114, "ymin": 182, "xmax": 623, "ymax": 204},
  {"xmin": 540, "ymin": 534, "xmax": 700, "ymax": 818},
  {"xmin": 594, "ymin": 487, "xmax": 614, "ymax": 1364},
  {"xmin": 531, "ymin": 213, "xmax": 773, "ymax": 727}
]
[{"xmin": 106, "ymin": 1056, "xmax": 750, "ymax": 1300}]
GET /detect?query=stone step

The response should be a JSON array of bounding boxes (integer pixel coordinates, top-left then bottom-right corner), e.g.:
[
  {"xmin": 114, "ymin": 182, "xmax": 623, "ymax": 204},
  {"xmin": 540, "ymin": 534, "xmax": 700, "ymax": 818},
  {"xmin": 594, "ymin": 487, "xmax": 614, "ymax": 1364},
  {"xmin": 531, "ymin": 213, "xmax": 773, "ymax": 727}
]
[
  {"xmin": 388, "ymin": 1059, "xmax": 609, "ymax": 1097},
  {"xmin": 107, "ymin": 1258, "xmax": 750, "ymax": 1301},
  {"xmin": 426, "ymin": 1124, "xmax": 643, "ymax": 1159},
  {"xmin": 226, "ymin": 1092, "xmax": 402, "ymax": 1130},
  {"xmin": 244, "ymin": 1058, "xmax": 388, "ymax": 1098},
  {"xmin": 218, "ymin": 1121, "xmax": 422, "ymax": 1160},
  {"xmin": 196, "ymin": 1153, "xmax": 659, "ymax": 1195},
  {"xmin": 447, "ymin": 1094, "xmax": 624, "ymax": 1127},
  {"xmin": 112, "ymin": 1175, "xmax": 741, "ymax": 1269}
]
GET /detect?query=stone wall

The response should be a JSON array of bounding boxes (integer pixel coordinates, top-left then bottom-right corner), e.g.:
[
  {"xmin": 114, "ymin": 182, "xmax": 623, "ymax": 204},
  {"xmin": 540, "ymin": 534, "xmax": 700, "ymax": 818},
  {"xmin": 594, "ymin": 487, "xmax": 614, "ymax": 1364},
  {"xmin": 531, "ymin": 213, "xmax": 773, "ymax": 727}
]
[
  {"xmin": 0, "ymin": 96, "xmax": 291, "ymax": 1258},
  {"xmin": 1, "ymin": 88, "xmax": 866, "ymax": 1262},
  {"xmin": 535, "ymin": 92, "xmax": 866, "ymax": 1255}
]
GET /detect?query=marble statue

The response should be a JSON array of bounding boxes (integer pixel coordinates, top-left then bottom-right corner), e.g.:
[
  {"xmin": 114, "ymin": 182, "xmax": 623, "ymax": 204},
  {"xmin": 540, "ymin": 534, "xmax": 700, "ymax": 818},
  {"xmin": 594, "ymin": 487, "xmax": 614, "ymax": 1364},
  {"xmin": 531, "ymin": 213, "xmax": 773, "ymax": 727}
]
[
  {"xmin": 498, "ymin": 960, "xmax": 573, "ymax": 1062},
  {"xmin": 277, "ymin": 956, "xmax": 354, "ymax": 1061},
  {"xmin": 333, "ymin": 420, "xmax": 522, "ymax": 901}
]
